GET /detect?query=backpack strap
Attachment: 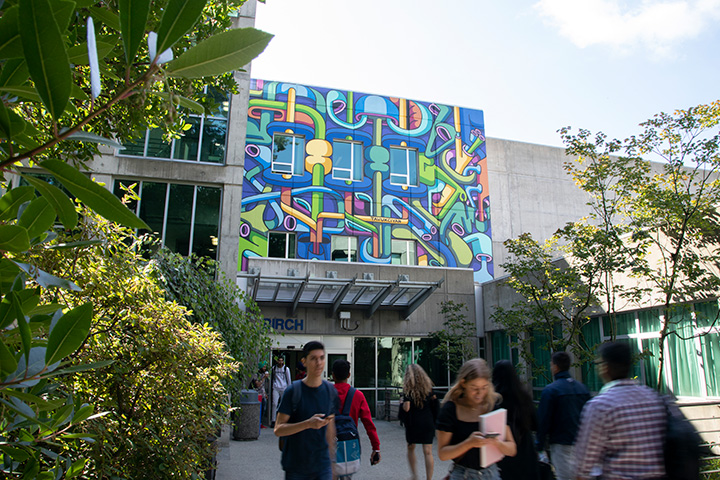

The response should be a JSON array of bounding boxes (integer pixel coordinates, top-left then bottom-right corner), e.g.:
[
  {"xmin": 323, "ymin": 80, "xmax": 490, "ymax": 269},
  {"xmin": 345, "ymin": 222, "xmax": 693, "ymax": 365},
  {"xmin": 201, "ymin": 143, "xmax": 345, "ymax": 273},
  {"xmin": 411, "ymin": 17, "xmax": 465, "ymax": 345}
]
[
  {"xmin": 289, "ymin": 379, "xmax": 303, "ymax": 415},
  {"xmin": 342, "ymin": 387, "xmax": 356, "ymax": 416}
]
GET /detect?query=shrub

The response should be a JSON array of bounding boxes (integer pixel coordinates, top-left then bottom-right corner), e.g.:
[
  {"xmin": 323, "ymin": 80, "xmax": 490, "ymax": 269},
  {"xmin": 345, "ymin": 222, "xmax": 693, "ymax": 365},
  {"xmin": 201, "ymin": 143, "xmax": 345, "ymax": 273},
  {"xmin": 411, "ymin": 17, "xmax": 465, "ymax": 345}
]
[{"xmin": 30, "ymin": 210, "xmax": 237, "ymax": 479}]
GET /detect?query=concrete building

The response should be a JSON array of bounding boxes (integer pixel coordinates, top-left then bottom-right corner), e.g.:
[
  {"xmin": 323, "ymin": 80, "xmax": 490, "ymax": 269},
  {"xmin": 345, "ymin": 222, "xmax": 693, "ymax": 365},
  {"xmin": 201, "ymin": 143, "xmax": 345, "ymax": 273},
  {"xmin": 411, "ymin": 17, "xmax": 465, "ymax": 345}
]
[{"xmin": 81, "ymin": 1, "xmax": 719, "ymax": 420}]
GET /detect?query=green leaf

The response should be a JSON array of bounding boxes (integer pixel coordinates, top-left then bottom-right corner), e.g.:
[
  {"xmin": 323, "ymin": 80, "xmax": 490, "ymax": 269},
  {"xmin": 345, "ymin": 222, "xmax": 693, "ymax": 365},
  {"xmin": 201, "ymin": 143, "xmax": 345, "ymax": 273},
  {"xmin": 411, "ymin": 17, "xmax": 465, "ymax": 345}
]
[
  {"xmin": 167, "ymin": 27, "xmax": 273, "ymax": 79},
  {"xmin": 0, "ymin": 445, "xmax": 30, "ymax": 462},
  {"xmin": 18, "ymin": 196, "xmax": 56, "ymax": 241},
  {"xmin": 67, "ymin": 130, "xmax": 125, "ymax": 149},
  {"xmin": 0, "ymin": 85, "xmax": 43, "ymax": 103},
  {"xmin": 13, "ymin": 261, "xmax": 81, "ymax": 291},
  {"xmin": 53, "ymin": 0, "xmax": 77, "ymax": 32},
  {"xmin": 0, "ymin": 101, "xmax": 11, "ymax": 139},
  {"xmin": 151, "ymin": 92, "xmax": 205, "ymax": 114},
  {"xmin": 119, "ymin": 0, "xmax": 151, "ymax": 63},
  {"xmin": 0, "ymin": 299, "xmax": 14, "ymax": 329},
  {"xmin": 0, "ymin": 186, "xmax": 35, "ymax": 221},
  {"xmin": 52, "ymin": 359, "xmax": 114, "ymax": 376},
  {"xmin": 4, "ymin": 390, "xmax": 65, "ymax": 411},
  {"xmin": 71, "ymin": 84, "xmax": 89, "ymax": 101},
  {"xmin": 45, "ymin": 302, "xmax": 93, "ymax": 365},
  {"xmin": 156, "ymin": 0, "xmax": 206, "ymax": 55},
  {"xmin": 0, "ymin": 58, "xmax": 29, "ymax": 87},
  {"xmin": 11, "ymin": 292, "xmax": 32, "ymax": 365},
  {"xmin": 0, "ymin": 6, "xmax": 22, "ymax": 59},
  {"xmin": 0, "ymin": 260, "xmax": 21, "ymax": 295},
  {"xmin": 29, "ymin": 303, "xmax": 66, "ymax": 316},
  {"xmin": 0, "ymin": 338, "xmax": 18, "ymax": 375},
  {"xmin": 88, "ymin": 6, "xmax": 121, "ymax": 32},
  {"xmin": 67, "ymin": 41, "xmax": 115, "ymax": 65},
  {"xmin": 40, "ymin": 160, "xmax": 149, "ymax": 230},
  {"xmin": 18, "ymin": 0, "xmax": 72, "ymax": 120},
  {"xmin": 71, "ymin": 403, "xmax": 94, "ymax": 424},
  {"xmin": 46, "ymin": 240, "xmax": 102, "ymax": 250},
  {"xmin": 0, "ymin": 225, "xmax": 31, "ymax": 252},
  {"xmin": 20, "ymin": 174, "xmax": 78, "ymax": 230}
]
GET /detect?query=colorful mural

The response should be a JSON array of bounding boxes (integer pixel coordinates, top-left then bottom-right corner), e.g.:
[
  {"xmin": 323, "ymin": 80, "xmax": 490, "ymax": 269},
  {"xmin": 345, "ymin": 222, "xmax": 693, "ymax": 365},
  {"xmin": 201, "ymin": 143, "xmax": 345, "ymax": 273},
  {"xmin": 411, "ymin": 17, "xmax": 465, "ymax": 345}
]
[{"xmin": 239, "ymin": 79, "xmax": 493, "ymax": 282}]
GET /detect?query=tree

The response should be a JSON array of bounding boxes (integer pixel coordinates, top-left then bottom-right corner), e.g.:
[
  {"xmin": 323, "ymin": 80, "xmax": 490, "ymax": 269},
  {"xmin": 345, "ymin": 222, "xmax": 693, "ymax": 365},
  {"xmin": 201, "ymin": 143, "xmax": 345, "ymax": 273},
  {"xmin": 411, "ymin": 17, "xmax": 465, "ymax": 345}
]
[
  {"xmin": 0, "ymin": 0, "xmax": 272, "ymax": 475},
  {"xmin": 561, "ymin": 101, "xmax": 720, "ymax": 388},
  {"xmin": 429, "ymin": 300, "xmax": 476, "ymax": 377},
  {"xmin": 28, "ymin": 208, "xmax": 237, "ymax": 479},
  {"xmin": 490, "ymin": 229, "xmax": 602, "ymax": 381},
  {"xmin": 151, "ymin": 248, "xmax": 273, "ymax": 405}
]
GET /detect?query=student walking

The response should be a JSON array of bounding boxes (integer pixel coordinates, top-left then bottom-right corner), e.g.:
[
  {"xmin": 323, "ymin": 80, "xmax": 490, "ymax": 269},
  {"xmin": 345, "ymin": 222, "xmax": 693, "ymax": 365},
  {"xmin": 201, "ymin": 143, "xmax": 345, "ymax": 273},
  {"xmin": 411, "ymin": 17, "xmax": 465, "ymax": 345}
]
[
  {"xmin": 436, "ymin": 358, "xmax": 516, "ymax": 480},
  {"xmin": 331, "ymin": 359, "xmax": 381, "ymax": 479},
  {"xmin": 492, "ymin": 360, "xmax": 540, "ymax": 480},
  {"xmin": 274, "ymin": 341, "xmax": 339, "ymax": 480},
  {"xmin": 272, "ymin": 355, "xmax": 292, "ymax": 427},
  {"xmin": 399, "ymin": 364, "xmax": 438, "ymax": 480},
  {"xmin": 535, "ymin": 351, "xmax": 590, "ymax": 480}
]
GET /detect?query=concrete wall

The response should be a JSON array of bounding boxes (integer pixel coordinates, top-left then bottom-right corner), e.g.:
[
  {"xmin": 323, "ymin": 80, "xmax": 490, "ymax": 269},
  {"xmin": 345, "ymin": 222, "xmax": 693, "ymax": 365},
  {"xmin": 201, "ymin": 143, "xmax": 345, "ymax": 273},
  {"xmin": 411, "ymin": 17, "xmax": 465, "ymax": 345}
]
[{"xmin": 485, "ymin": 137, "xmax": 592, "ymax": 278}]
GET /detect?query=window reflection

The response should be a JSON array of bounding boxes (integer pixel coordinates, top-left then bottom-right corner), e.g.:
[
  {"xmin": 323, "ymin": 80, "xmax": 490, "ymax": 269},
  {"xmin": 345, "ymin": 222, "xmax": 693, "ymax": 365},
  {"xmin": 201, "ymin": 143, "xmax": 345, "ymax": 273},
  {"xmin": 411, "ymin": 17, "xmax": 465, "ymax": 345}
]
[{"xmin": 114, "ymin": 180, "xmax": 222, "ymax": 260}]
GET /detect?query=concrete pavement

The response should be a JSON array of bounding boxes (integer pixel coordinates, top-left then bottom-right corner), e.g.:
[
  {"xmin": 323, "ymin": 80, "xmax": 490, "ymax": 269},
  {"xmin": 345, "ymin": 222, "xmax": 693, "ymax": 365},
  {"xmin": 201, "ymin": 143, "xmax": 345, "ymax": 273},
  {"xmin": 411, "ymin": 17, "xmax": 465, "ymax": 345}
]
[{"xmin": 215, "ymin": 419, "xmax": 453, "ymax": 479}]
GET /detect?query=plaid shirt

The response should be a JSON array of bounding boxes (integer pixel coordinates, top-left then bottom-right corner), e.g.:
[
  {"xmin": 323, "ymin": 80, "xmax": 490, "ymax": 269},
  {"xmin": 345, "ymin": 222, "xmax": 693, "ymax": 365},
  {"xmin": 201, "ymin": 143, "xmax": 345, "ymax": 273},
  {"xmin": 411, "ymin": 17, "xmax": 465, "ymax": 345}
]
[{"xmin": 575, "ymin": 379, "xmax": 666, "ymax": 479}]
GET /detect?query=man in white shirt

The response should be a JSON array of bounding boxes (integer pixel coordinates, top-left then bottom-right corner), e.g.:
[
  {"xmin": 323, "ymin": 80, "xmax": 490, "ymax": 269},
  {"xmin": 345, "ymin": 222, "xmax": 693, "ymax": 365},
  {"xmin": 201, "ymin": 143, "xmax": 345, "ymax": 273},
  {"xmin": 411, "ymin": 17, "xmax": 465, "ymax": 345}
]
[{"xmin": 272, "ymin": 355, "xmax": 292, "ymax": 426}]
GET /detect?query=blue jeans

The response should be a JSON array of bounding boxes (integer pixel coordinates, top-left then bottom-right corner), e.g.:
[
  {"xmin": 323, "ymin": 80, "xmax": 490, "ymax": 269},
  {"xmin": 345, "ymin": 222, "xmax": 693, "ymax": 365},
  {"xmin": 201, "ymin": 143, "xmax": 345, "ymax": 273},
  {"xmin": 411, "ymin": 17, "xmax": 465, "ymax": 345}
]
[
  {"xmin": 284, "ymin": 467, "xmax": 333, "ymax": 480},
  {"xmin": 448, "ymin": 463, "xmax": 500, "ymax": 480}
]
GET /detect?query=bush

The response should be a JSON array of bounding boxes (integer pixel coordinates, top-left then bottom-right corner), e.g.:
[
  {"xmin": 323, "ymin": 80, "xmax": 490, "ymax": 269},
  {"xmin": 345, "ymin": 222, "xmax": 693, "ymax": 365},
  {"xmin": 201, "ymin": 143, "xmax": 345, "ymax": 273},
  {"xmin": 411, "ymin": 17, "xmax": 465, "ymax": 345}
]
[{"xmin": 30, "ymin": 211, "xmax": 237, "ymax": 479}]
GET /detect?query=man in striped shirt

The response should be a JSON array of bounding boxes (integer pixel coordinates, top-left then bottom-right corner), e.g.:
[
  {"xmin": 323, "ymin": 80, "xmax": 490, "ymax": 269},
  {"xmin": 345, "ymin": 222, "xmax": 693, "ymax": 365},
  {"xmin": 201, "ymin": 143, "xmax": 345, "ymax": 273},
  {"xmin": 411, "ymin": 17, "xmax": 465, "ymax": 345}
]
[{"xmin": 574, "ymin": 342, "xmax": 666, "ymax": 480}]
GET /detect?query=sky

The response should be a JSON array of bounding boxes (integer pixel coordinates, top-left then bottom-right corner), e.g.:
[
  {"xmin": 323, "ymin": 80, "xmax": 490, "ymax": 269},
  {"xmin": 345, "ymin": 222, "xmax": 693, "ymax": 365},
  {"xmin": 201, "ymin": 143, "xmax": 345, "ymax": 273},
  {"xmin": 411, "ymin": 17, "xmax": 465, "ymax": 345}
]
[{"xmin": 250, "ymin": 0, "xmax": 720, "ymax": 149}]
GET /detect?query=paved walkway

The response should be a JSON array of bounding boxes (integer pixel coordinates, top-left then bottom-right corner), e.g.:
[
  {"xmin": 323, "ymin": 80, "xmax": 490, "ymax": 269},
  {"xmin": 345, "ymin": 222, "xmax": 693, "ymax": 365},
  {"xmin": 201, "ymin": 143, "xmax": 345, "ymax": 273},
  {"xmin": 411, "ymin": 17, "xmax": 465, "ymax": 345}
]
[{"xmin": 215, "ymin": 419, "xmax": 453, "ymax": 479}]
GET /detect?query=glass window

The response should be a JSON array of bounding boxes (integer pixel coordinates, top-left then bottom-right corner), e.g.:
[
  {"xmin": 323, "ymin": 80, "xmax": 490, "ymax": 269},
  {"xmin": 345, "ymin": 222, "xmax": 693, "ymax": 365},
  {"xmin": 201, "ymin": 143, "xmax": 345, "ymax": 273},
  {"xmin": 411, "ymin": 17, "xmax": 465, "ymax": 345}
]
[
  {"xmin": 667, "ymin": 324, "xmax": 703, "ymax": 396},
  {"xmin": 139, "ymin": 182, "xmax": 167, "ymax": 238},
  {"xmin": 602, "ymin": 312, "xmax": 636, "ymax": 337},
  {"xmin": 638, "ymin": 309, "xmax": 662, "ymax": 333},
  {"xmin": 694, "ymin": 300, "xmax": 719, "ymax": 328},
  {"xmin": 580, "ymin": 319, "xmax": 604, "ymax": 392},
  {"xmin": 272, "ymin": 134, "xmax": 305, "ymax": 175},
  {"xmin": 173, "ymin": 117, "xmax": 201, "ymax": 161},
  {"xmin": 377, "ymin": 337, "xmax": 412, "ymax": 388},
  {"xmin": 164, "ymin": 184, "xmax": 194, "ymax": 256},
  {"xmin": 389, "ymin": 146, "xmax": 418, "ymax": 187},
  {"xmin": 491, "ymin": 330, "xmax": 511, "ymax": 364},
  {"xmin": 192, "ymin": 186, "xmax": 221, "ymax": 258},
  {"xmin": 415, "ymin": 337, "xmax": 448, "ymax": 386},
  {"xmin": 700, "ymin": 332, "xmax": 720, "ymax": 396},
  {"xmin": 146, "ymin": 128, "xmax": 172, "ymax": 159},
  {"xmin": 391, "ymin": 239, "xmax": 416, "ymax": 265},
  {"xmin": 113, "ymin": 180, "xmax": 222, "ymax": 260},
  {"xmin": 354, "ymin": 337, "xmax": 376, "ymax": 388},
  {"xmin": 120, "ymin": 88, "xmax": 228, "ymax": 164},
  {"xmin": 331, "ymin": 235, "xmax": 358, "ymax": 262},
  {"xmin": 268, "ymin": 232, "xmax": 296, "ymax": 259},
  {"xmin": 332, "ymin": 140, "xmax": 363, "ymax": 181}
]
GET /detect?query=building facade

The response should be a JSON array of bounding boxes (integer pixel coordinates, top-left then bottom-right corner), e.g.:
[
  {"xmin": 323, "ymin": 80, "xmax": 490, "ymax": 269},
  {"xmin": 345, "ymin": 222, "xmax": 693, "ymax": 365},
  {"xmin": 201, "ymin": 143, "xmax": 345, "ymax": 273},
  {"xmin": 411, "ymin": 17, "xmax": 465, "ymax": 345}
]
[{"xmin": 77, "ymin": 1, "xmax": 718, "ymax": 416}]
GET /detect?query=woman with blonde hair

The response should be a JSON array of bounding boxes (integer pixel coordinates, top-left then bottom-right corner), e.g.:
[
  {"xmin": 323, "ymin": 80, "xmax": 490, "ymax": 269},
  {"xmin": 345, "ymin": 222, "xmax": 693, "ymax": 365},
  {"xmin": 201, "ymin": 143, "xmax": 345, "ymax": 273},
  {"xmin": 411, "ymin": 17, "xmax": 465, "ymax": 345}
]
[
  {"xmin": 436, "ymin": 359, "xmax": 517, "ymax": 480},
  {"xmin": 400, "ymin": 364, "xmax": 439, "ymax": 480}
]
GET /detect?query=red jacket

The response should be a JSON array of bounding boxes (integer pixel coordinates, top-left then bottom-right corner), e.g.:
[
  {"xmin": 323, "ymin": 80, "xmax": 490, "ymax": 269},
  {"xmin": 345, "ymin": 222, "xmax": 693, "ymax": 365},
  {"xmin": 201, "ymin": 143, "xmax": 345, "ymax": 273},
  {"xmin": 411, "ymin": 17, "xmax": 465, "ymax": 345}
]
[{"xmin": 334, "ymin": 382, "xmax": 380, "ymax": 451}]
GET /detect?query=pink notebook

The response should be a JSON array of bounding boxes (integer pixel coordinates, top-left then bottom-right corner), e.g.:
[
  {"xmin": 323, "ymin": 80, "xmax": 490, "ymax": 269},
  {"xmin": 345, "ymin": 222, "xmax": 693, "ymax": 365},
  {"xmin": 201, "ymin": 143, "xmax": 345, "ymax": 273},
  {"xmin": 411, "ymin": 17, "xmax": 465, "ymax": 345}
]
[{"xmin": 478, "ymin": 408, "xmax": 507, "ymax": 468}]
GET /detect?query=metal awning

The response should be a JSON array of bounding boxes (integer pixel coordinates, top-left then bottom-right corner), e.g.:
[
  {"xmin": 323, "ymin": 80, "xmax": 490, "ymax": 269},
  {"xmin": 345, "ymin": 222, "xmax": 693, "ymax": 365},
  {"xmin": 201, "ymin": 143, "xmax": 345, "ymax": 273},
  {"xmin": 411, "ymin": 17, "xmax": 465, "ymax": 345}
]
[{"xmin": 237, "ymin": 272, "xmax": 444, "ymax": 320}]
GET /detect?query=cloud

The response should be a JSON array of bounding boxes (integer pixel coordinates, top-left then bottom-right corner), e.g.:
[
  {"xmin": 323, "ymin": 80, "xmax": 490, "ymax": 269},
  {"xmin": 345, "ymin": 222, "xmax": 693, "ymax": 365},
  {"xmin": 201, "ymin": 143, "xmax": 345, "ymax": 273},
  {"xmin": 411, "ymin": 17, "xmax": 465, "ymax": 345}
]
[{"xmin": 534, "ymin": 0, "xmax": 720, "ymax": 57}]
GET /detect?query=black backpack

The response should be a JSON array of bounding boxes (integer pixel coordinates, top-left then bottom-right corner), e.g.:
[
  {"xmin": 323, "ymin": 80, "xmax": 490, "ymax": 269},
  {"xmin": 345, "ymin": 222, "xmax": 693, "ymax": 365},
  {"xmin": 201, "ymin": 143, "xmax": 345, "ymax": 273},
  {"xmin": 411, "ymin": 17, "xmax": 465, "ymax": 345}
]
[
  {"xmin": 334, "ymin": 387, "xmax": 361, "ymax": 476},
  {"xmin": 663, "ymin": 395, "xmax": 703, "ymax": 480}
]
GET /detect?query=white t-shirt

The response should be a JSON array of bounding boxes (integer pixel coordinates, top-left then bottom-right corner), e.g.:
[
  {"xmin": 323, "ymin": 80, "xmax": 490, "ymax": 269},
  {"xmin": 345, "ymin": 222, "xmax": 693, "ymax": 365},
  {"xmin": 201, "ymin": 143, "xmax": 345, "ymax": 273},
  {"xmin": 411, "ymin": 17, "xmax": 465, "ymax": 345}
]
[{"xmin": 272, "ymin": 365, "xmax": 291, "ymax": 390}]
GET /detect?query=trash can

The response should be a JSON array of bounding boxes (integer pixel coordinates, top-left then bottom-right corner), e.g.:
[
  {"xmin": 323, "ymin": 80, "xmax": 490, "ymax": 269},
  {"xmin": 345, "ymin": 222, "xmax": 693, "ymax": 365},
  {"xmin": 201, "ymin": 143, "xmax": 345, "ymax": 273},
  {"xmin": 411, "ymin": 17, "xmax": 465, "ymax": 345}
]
[{"xmin": 232, "ymin": 389, "xmax": 261, "ymax": 440}]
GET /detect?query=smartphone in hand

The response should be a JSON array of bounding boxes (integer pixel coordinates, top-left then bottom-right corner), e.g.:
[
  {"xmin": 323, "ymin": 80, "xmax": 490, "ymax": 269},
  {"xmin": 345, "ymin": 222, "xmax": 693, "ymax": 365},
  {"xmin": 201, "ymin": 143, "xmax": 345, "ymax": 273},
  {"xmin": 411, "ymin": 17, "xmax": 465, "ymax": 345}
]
[
  {"xmin": 370, "ymin": 451, "xmax": 380, "ymax": 465},
  {"xmin": 483, "ymin": 432, "xmax": 500, "ymax": 438}
]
